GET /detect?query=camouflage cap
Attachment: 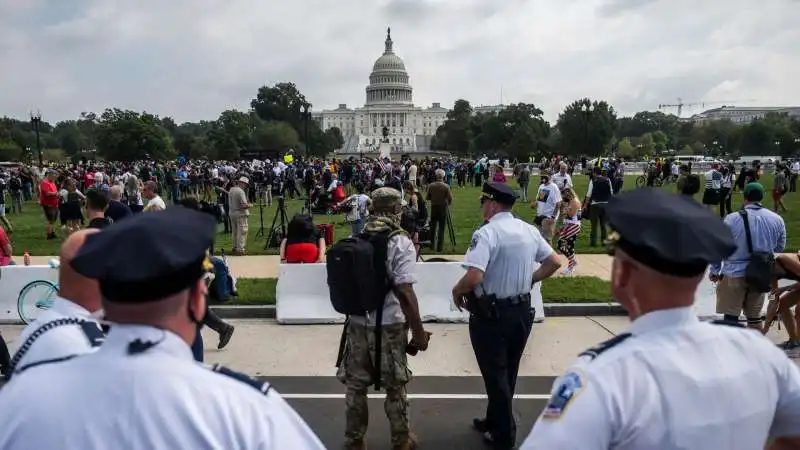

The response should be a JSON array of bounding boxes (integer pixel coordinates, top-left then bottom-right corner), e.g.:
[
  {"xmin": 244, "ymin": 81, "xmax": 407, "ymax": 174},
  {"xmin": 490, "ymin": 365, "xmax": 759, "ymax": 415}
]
[{"xmin": 371, "ymin": 187, "xmax": 402, "ymax": 213}]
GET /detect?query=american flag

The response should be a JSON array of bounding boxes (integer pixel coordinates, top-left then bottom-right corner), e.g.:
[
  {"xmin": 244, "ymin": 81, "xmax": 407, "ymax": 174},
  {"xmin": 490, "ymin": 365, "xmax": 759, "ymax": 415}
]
[{"xmin": 378, "ymin": 158, "xmax": 390, "ymax": 174}]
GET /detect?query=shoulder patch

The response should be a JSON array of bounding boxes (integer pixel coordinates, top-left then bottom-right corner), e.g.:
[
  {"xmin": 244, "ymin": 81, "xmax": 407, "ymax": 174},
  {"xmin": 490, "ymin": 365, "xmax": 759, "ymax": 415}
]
[
  {"xmin": 470, "ymin": 234, "xmax": 479, "ymax": 250},
  {"xmin": 208, "ymin": 363, "xmax": 273, "ymax": 395},
  {"xmin": 578, "ymin": 333, "xmax": 632, "ymax": 360},
  {"xmin": 541, "ymin": 370, "xmax": 586, "ymax": 420},
  {"xmin": 710, "ymin": 319, "xmax": 745, "ymax": 328}
]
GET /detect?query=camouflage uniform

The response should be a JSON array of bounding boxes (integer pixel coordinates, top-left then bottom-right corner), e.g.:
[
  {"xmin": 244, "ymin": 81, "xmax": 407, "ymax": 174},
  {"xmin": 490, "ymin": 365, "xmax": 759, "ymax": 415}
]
[
  {"xmin": 337, "ymin": 187, "xmax": 415, "ymax": 449},
  {"xmin": 337, "ymin": 321, "xmax": 412, "ymax": 447}
]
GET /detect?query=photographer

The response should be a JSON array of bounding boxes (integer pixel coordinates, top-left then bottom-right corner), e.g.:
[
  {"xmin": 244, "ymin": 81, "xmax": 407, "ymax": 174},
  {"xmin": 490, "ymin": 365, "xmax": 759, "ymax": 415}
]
[{"xmin": 228, "ymin": 177, "xmax": 252, "ymax": 256}]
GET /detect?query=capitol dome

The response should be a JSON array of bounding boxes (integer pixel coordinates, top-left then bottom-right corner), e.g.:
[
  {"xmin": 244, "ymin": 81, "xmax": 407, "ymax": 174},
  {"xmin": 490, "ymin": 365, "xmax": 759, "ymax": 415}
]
[{"xmin": 365, "ymin": 28, "xmax": 413, "ymax": 106}]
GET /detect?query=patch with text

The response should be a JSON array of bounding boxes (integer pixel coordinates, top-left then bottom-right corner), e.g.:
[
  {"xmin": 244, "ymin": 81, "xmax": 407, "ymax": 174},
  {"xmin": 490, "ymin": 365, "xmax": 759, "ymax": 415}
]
[{"xmin": 541, "ymin": 370, "xmax": 585, "ymax": 420}]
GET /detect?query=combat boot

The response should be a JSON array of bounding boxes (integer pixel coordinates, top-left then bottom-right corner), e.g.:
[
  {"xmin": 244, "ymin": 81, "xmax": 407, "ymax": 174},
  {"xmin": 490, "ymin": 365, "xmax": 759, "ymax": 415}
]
[
  {"xmin": 344, "ymin": 438, "xmax": 367, "ymax": 450},
  {"xmin": 392, "ymin": 432, "xmax": 418, "ymax": 450}
]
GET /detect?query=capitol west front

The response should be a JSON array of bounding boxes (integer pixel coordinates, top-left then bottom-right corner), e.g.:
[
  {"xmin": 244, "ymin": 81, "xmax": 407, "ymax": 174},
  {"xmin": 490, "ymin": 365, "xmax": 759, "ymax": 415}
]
[{"xmin": 313, "ymin": 28, "xmax": 448, "ymax": 154}]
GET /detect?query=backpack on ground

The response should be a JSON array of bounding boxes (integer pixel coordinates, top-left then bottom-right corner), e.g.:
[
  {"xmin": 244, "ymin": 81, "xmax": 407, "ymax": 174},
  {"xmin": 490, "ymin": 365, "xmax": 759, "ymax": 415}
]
[{"xmin": 327, "ymin": 228, "xmax": 407, "ymax": 390}]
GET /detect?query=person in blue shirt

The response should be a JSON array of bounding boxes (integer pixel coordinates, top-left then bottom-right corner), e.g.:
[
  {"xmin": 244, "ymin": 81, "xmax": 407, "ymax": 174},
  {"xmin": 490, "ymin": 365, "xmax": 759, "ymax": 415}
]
[{"xmin": 709, "ymin": 182, "xmax": 786, "ymax": 333}]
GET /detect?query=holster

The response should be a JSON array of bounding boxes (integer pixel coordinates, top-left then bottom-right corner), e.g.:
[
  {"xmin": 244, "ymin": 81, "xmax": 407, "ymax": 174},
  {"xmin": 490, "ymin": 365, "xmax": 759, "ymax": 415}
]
[{"xmin": 466, "ymin": 293, "xmax": 499, "ymax": 319}]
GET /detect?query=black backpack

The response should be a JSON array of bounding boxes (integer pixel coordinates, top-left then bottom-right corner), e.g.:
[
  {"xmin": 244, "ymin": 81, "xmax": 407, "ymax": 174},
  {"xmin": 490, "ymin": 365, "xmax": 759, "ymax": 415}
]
[
  {"xmin": 327, "ymin": 228, "xmax": 407, "ymax": 390},
  {"xmin": 327, "ymin": 229, "xmax": 405, "ymax": 316}
]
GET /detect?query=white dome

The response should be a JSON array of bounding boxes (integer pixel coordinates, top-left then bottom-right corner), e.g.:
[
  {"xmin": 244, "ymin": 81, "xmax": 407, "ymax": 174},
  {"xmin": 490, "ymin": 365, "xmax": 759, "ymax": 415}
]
[{"xmin": 365, "ymin": 28, "xmax": 413, "ymax": 106}]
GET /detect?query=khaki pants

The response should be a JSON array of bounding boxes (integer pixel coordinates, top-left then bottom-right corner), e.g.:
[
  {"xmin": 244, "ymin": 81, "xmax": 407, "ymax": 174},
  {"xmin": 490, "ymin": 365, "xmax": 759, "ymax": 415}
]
[
  {"xmin": 716, "ymin": 276, "xmax": 765, "ymax": 320},
  {"xmin": 230, "ymin": 215, "xmax": 249, "ymax": 253},
  {"xmin": 536, "ymin": 217, "xmax": 556, "ymax": 242}
]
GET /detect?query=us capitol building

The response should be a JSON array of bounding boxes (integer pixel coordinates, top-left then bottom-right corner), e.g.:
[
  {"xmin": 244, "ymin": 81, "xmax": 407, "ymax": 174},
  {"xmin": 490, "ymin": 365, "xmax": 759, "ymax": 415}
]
[{"xmin": 312, "ymin": 28, "xmax": 448, "ymax": 154}]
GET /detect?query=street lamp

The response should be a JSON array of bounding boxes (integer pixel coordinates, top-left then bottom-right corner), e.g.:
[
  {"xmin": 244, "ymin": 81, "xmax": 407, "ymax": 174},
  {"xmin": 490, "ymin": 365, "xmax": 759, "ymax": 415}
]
[
  {"xmin": 581, "ymin": 103, "xmax": 595, "ymax": 155},
  {"xmin": 30, "ymin": 111, "xmax": 43, "ymax": 168},
  {"xmin": 302, "ymin": 104, "xmax": 311, "ymax": 158}
]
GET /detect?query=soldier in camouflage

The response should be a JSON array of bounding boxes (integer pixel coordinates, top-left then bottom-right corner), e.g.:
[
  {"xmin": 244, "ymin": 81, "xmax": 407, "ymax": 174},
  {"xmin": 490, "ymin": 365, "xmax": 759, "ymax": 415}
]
[{"xmin": 336, "ymin": 187, "xmax": 430, "ymax": 450}]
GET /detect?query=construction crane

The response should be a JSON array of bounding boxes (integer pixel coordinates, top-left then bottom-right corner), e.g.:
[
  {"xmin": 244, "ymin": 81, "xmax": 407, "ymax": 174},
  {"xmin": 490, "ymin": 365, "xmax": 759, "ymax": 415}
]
[{"xmin": 657, "ymin": 98, "xmax": 757, "ymax": 117}]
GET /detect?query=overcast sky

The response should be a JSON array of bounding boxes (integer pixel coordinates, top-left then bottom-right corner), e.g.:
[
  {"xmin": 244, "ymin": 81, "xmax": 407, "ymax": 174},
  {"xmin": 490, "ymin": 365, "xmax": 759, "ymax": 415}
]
[{"xmin": 1, "ymin": 0, "xmax": 798, "ymax": 124}]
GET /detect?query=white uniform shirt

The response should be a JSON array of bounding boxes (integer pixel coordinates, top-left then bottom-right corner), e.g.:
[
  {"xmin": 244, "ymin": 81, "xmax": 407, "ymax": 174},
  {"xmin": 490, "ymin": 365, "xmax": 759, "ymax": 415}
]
[
  {"xmin": 0, "ymin": 325, "xmax": 325, "ymax": 450},
  {"xmin": 520, "ymin": 307, "xmax": 800, "ymax": 450},
  {"xmin": 463, "ymin": 212, "xmax": 554, "ymax": 299},
  {"xmin": 535, "ymin": 182, "xmax": 562, "ymax": 218},
  {"xmin": 12, "ymin": 297, "xmax": 102, "ymax": 375}
]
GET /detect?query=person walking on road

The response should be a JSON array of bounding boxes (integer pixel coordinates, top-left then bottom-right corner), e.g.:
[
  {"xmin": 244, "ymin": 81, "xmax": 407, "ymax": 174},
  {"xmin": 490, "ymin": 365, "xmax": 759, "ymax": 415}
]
[
  {"xmin": 520, "ymin": 188, "xmax": 800, "ymax": 450},
  {"xmin": 335, "ymin": 187, "xmax": 429, "ymax": 450},
  {"xmin": 453, "ymin": 182, "xmax": 561, "ymax": 450}
]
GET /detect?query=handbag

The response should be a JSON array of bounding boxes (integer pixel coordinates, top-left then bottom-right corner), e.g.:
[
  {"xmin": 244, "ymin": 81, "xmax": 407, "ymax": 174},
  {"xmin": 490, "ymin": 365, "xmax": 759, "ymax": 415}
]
[{"xmin": 739, "ymin": 210, "xmax": 774, "ymax": 293}]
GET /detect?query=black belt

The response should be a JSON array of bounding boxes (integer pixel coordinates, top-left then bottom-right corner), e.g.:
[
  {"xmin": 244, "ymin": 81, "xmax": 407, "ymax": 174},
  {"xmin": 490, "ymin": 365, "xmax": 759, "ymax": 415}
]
[{"xmin": 492, "ymin": 293, "xmax": 531, "ymax": 307}]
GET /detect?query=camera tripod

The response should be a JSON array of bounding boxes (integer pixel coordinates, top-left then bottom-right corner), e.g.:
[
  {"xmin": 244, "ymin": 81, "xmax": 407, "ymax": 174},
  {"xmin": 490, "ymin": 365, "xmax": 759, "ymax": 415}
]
[
  {"xmin": 265, "ymin": 196, "xmax": 290, "ymax": 250},
  {"xmin": 255, "ymin": 201, "xmax": 266, "ymax": 238},
  {"xmin": 445, "ymin": 207, "xmax": 457, "ymax": 252}
]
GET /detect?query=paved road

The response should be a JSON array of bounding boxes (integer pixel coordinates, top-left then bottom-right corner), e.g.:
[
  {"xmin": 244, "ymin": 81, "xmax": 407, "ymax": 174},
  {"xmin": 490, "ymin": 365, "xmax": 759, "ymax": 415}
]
[{"xmin": 264, "ymin": 376, "xmax": 554, "ymax": 449}]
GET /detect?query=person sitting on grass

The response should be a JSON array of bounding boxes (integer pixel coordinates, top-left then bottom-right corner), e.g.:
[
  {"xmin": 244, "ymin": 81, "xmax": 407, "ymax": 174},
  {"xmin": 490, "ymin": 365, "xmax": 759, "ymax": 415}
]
[{"xmin": 280, "ymin": 214, "xmax": 326, "ymax": 264}]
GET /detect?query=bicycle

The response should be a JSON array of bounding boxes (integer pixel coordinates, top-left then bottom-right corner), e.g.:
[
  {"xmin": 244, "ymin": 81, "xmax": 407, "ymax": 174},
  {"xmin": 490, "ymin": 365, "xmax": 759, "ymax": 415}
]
[
  {"xmin": 17, "ymin": 279, "xmax": 59, "ymax": 324},
  {"xmin": 635, "ymin": 174, "xmax": 664, "ymax": 188}
]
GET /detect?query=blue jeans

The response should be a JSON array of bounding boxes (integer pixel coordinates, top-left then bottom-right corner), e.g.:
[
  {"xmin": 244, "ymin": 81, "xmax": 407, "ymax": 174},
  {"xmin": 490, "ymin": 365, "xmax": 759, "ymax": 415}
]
[{"xmin": 350, "ymin": 218, "xmax": 366, "ymax": 236}]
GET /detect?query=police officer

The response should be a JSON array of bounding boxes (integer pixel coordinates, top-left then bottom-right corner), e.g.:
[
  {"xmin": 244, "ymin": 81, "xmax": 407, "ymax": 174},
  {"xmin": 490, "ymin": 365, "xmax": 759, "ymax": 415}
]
[
  {"xmin": 8, "ymin": 229, "xmax": 105, "ymax": 379},
  {"xmin": 452, "ymin": 182, "xmax": 562, "ymax": 450},
  {"xmin": 520, "ymin": 188, "xmax": 800, "ymax": 450},
  {"xmin": 0, "ymin": 208, "xmax": 325, "ymax": 450}
]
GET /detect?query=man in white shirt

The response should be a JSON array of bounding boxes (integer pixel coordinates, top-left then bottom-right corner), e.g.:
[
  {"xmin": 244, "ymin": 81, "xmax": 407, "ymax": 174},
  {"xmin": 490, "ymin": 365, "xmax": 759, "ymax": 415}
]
[
  {"xmin": 9, "ymin": 229, "xmax": 104, "ymax": 379},
  {"xmin": 550, "ymin": 162, "xmax": 573, "ymax": 190},
  {"xmin": 532, "ymin": 170, "xmax": 562, "ymax": 243},
  {"xmin": 790, "ymin": 160, "xmax": 799, "ymax": 193},
  {"xmin": 142, "ymin": 181, "xmax": 166, "ymax": 212}
]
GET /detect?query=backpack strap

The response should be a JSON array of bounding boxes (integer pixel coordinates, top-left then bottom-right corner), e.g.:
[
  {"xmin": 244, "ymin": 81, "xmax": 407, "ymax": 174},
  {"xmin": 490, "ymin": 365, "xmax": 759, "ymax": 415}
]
[
  {"xmin": 362, "ymin": 228, "xmax": 407, "ymax": 391},
  {"xmin": 738, "ymin": 210, "xmax": 754, "ymax": 254}
]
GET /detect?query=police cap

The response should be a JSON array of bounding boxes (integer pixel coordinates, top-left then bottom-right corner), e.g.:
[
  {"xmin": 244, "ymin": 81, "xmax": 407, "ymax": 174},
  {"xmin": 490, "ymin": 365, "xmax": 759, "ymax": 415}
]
[
  {"xmin": 481, "ymin": 182, "xmax": 518, "ymax": 206},
  {"xmin": 70, "ymin": 207, "xmax": 216, "ymax": 303},
  {"xmin": 605, "ymin": 188, "xmax": 736, "ymax": 277}
]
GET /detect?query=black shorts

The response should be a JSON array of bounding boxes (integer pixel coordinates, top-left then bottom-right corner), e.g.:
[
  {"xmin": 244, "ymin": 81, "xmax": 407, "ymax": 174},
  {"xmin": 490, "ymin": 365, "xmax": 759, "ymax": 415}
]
[{"xmin": 42, "ymin": 205, "xmax": 59, "ymax": 223}]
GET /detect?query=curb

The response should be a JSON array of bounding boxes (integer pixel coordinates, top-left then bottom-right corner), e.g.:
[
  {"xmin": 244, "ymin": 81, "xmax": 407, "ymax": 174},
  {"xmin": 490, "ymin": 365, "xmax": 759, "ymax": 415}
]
[{"xmin": 210, "ymin": 303, "xmax": 627, "ymax": 320}]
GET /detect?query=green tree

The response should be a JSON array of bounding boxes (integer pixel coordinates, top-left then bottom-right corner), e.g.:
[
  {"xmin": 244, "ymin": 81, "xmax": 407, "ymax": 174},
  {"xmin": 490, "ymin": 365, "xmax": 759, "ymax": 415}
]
[
  {"xmin": 95, "ymin": 109, "xmax": 174, "ymax": 161},
  {"xmin": 434, "ymin": 99, "xmax": 474, "ymax": 155},
  {"xmin": 678, "ymin": 145, "xmax": 694, "ymax": 156},
  {"xmin": 323, "ymin": 127, "xmax": 344, "ymax": 152},
  {"xmin": 617, "ymin": 137, "xmax": 635, "ymax": 158},
  {"xmin": 556, "ymin": 98, "xmax": 617, "ymax": 156},
  {"xmin": 253, "ymin": 121, "xmax": 299, "ymax": 151},
  {"xmin": 207, "ymin": 110, "xmax": 254, "ymax": 160}
]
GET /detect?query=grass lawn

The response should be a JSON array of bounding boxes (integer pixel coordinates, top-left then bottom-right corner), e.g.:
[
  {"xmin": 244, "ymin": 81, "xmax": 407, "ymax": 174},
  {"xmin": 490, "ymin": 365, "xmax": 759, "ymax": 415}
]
[
  {"xmin": 227, "ymin": 276, "xmax": 613, "ymax": 305},
  {"xmin": 7, "ymin": 173, "xmax": 798, "ymax": 256}
]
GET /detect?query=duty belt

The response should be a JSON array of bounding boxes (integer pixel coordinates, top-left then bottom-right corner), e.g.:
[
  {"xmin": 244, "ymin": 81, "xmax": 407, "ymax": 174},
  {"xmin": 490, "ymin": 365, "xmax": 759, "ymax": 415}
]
[{"xmin": 493, "ymin": 292, "xmax": 531, "ymax": 307}]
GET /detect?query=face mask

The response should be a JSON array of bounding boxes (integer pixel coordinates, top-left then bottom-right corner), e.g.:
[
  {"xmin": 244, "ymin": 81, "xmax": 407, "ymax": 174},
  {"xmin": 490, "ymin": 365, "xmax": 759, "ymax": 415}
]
[{"xmin": 89, "ymin": 309, "xmax": 105, "ymax": 320}]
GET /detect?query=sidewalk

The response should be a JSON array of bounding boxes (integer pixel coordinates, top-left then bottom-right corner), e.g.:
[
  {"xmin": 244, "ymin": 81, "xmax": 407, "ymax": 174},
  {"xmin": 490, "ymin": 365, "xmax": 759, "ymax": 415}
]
[{"xmin": 31, "ymin": 254, "xmax": 614, "ymax": 280}]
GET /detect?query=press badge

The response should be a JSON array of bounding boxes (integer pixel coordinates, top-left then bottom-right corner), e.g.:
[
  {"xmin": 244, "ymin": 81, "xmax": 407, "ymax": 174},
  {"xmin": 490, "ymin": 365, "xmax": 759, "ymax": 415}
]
[{"xmin": 541, "ymin": 370, "xmax": 585, "ymax": 419}]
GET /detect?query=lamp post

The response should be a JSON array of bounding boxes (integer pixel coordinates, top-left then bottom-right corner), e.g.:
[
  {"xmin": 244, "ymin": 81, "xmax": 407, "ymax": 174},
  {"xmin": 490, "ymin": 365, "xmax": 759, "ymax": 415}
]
[
  {"xmin": 30, "ymin": 111, "xmax": 43, "ymax": 168},
  {"xmin": 302, "ymin": 104, "xmax": 311, "ymax": 158},
  {"xmin": 581, "ymin": 103, "xmax": 595, "ymax": 156}
]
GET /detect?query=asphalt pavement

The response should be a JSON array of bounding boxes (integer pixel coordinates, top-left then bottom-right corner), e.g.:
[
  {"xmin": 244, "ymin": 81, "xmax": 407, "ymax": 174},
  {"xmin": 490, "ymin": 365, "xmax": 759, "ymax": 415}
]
[{"xmin": 263, "ymin": 376, "xmax": 555, "ymax": 449}]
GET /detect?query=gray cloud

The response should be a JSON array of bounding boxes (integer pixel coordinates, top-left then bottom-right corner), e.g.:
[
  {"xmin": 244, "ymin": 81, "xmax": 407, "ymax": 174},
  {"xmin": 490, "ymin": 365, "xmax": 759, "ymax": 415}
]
[{"xmin": 0, "ymin": 0, "xmax": 798, "ymax": 124}]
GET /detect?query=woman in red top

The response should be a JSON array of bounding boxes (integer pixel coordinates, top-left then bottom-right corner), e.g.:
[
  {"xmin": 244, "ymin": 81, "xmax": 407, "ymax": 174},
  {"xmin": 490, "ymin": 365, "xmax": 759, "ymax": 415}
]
[
  {"xmin": 279, "ymin": 214, "xmax": 326, "ymax": 264},
  {"xmin": 39, "ymin": 170, "xmax": 60, "ymax": 239}
]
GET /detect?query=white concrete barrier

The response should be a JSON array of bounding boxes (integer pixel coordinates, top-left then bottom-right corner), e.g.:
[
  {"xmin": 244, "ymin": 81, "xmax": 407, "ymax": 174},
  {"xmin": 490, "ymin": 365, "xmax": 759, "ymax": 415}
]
[
  {"xmin": 0, "ymin": 265, "xmax": 59, "ymax": 324},
  {"xmin": 276, "ymin": 264, "xmax": 796, "ymax": 324},
  {"xmin": 276, "ymin": 262, "xmax": 546, "ymax": 325}
]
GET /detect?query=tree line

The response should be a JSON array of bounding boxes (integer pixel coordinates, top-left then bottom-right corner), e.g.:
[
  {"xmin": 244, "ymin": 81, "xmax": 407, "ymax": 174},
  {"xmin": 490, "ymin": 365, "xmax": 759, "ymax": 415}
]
[
  {"xmin": 0, "ymin": 82, "xmax": 344, "ymax": 163},
  {"xmin": 433, "ymin": 99, "xmax": 800, "ymax": 160},
  {"xmin": 2, "ymin": 82, "xmax": 799, "ymax": 163}
]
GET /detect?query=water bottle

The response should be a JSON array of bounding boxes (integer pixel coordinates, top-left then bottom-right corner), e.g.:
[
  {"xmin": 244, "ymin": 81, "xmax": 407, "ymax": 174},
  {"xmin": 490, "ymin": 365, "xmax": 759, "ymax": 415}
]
[{"xmin": 23, "ymin": 251, "xmax": 31, "ymax": 266}]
